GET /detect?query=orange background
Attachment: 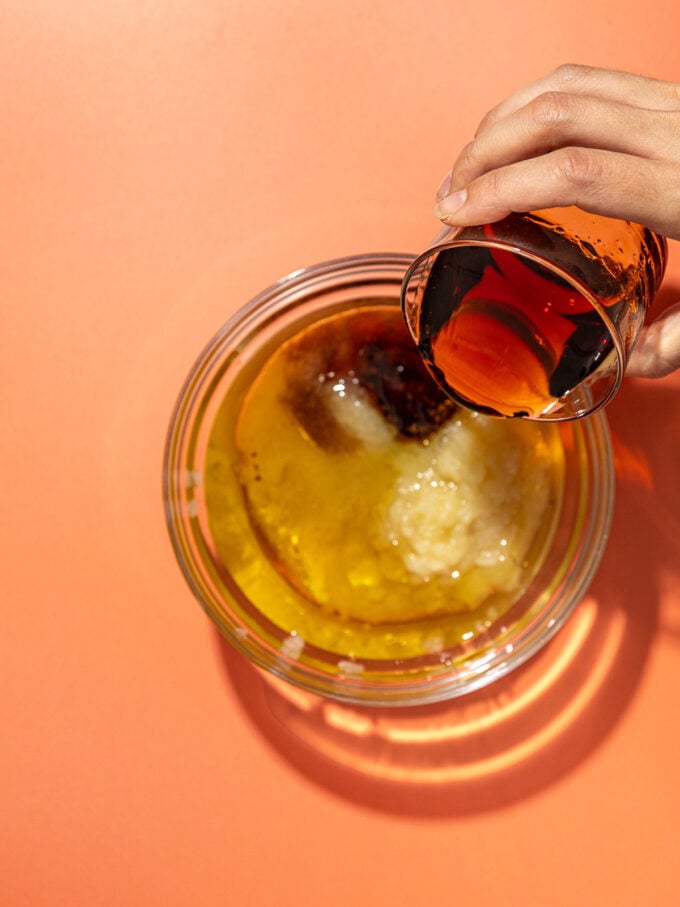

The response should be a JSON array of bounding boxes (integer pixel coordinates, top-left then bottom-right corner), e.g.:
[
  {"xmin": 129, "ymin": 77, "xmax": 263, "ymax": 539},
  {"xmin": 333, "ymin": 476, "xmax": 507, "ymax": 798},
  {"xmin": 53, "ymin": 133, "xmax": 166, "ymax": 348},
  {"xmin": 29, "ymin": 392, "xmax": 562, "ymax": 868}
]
[{"xmin": 3, "ymin": 2, "xmax": 680, "ymax": 905}]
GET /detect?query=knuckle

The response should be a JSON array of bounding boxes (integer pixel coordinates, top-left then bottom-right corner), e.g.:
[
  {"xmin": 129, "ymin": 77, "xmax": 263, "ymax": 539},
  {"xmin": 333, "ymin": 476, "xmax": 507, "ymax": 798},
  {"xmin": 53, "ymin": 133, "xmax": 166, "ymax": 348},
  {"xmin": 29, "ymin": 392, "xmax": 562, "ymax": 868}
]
[
  {"xmin": 457, "ymin": 140, "xmax": 479, "ymax": 171},
  {"xmin": 477, "ymin": 166, "xmax": 505, "ymax": 203},
  {"xmin": 555, "ymin": 146, "xmax": 606, "ymax": 187},
  {"xmin": 530, "ymin": 91, "xmax": 574, "ymax": 130},
  {"xmin": 552, "ymin": 62, "xmax": 592, "ymax": 87},
  {"xmin": 475, "ymin": 109, "xmax": 497, "ymax": 137}
]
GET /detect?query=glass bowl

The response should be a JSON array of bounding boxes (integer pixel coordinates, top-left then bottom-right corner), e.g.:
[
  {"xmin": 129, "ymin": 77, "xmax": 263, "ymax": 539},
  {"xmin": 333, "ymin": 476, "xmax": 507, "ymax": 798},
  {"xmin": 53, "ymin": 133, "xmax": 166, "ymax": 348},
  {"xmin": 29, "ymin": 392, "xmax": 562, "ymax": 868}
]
[{"xmin": 163, "ymin": 253, "xmax": 615, "ymax": 707}]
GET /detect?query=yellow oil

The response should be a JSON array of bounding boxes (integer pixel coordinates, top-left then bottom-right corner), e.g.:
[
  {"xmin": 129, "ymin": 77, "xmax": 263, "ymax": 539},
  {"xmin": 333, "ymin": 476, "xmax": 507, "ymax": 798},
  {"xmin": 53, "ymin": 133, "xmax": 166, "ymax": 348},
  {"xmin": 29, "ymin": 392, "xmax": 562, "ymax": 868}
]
[{"xmin": 204, "ymin": 305, "xmax": 564, "ymax": 661}]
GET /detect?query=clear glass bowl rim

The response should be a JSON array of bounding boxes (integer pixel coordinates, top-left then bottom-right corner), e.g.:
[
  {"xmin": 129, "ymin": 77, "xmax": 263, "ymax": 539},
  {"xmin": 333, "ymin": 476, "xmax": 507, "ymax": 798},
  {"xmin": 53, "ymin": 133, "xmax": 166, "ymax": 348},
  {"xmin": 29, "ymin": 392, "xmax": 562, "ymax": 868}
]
[{"xmin": 163, "ymin": 251, "xmax": 616, "ymax": 707}]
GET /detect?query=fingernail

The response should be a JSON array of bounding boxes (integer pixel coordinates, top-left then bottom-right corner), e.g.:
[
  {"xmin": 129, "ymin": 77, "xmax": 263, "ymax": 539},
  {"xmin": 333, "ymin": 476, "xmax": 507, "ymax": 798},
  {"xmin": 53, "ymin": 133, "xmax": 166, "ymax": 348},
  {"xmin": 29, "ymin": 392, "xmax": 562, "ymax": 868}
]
[
  {"xmin": 435, "ymin": 171, "xmax": 452, "ymax": 202},
  {"xmin": 435, "ymin": 188, "xmax": 468, "ymax": 221}
]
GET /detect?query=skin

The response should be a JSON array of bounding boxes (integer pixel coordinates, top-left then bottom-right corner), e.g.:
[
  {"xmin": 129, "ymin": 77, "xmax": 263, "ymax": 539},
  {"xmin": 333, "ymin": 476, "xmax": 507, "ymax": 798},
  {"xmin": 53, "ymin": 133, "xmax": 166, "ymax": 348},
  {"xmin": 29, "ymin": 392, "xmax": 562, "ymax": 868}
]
[{"xmin": 434, "ymin": 64, "xmax": 680, "ymax": 378}]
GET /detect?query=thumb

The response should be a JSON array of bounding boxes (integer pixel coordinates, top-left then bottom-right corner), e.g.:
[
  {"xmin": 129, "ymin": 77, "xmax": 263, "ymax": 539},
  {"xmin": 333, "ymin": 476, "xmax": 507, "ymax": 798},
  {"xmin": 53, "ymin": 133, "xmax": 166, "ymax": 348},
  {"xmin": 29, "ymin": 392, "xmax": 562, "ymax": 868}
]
[{"xmin": 626, "ymin": 302, "xmax": 680, "ymax": 379}]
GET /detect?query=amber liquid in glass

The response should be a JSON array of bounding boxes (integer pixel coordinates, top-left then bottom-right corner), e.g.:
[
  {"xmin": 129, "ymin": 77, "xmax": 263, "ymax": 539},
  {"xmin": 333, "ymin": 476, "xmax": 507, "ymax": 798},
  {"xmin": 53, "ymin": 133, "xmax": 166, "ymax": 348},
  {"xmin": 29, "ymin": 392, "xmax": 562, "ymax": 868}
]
[{"xmin": 416, "ymin": 215, "xmax": 664, "ymax": 418}]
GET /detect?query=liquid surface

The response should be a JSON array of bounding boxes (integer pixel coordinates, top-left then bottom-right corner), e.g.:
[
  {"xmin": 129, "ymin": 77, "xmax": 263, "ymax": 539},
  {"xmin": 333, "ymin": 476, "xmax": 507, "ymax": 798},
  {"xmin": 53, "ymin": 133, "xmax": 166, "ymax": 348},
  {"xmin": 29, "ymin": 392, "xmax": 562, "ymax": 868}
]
[
  {"xmin": 419, "ymin": 241, "xmax": 615, "ymax": 418},
  {"xmin": 204, "ymin": 305, "xmax": 564, "ymax": 661}
]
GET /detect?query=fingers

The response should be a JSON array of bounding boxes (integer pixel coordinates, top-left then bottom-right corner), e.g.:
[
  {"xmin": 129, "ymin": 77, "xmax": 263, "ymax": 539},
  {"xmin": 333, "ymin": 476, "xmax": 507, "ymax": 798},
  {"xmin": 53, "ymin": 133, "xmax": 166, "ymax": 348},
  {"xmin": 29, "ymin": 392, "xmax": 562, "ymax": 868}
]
[
  {"xmin": 627, "ymin": 303, "xmax": 680, "ymax": 378},
  {"xmin": 434, "ymin": 63, "xmax": 680, "ymax": 241},
  {"xmin": 448, "ymin": 94, "xmax": 680, "ymax": 193},
  {"xmin": 476, "ymin": 64, "xmax": 680, "ymax": 137},
  {"xmin": 433, "ymin": 64, "xmax": 680, "ymax": 380},
  {"xmin": 435, "ymin": 149, "xmax": 680, "ymax": 240}
]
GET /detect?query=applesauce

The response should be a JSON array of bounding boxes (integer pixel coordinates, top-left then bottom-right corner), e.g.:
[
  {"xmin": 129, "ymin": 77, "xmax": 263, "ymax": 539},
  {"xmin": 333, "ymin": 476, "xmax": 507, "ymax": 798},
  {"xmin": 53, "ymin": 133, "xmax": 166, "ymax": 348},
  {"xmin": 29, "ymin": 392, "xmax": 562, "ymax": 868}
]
[{"xmin": 204, "ymin": 305, "xmax": 564, "ymax": 662}]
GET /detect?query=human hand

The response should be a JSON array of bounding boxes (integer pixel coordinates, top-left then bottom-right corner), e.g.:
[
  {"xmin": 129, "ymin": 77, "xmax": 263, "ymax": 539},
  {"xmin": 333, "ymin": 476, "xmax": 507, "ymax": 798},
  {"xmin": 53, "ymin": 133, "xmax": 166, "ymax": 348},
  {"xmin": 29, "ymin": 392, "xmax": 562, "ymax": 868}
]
[{"xmin": 434, "ymin": 64, "xmax": 680, "ymax": 378}]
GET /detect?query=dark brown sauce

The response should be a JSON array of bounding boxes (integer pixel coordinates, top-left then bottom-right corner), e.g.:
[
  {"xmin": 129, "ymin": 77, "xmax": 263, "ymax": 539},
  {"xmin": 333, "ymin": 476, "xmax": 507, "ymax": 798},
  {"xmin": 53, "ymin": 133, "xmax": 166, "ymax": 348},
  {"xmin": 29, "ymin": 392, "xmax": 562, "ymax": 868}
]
[{"xmin": 283, "ymin": 305, "xmax": 458, "ymax": 448}]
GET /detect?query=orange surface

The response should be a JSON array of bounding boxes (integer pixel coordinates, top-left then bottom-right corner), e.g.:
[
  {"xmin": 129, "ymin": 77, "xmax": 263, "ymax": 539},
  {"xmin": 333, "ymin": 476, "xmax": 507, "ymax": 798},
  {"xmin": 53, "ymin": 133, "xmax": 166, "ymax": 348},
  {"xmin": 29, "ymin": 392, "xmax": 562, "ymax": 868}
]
[{"xmin": 3, "ymin": 3, "xmax": 680, "ymax": 905}]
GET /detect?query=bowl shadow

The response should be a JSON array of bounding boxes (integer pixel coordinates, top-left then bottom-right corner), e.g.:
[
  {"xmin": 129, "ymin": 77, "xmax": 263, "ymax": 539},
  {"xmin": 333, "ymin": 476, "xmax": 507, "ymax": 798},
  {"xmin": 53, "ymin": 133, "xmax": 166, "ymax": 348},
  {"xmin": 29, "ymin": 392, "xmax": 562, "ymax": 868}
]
[{"xmin": 213, "ymin": 372, "xmax": 680, "ymax": 818}]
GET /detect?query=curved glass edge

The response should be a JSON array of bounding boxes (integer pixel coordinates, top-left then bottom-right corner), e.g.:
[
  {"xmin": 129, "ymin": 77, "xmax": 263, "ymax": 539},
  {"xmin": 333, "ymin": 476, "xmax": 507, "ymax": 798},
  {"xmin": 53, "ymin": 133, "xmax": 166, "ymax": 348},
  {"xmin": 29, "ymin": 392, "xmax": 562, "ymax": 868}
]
[
  {"xmin": 163, "ymin": 253, "xmax": 616, "ymax": 707},
  {"xmin": 400, "ymin": 239, "xmax": 626, "ymax": 422}
]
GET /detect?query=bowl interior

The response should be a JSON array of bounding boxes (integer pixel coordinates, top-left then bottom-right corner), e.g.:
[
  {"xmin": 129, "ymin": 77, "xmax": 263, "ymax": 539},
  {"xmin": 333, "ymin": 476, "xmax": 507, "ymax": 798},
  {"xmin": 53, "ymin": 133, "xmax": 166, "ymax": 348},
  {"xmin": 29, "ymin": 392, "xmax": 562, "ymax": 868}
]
[{"xmin": 164, "ymin": 254, "xmax": 614, "ymax": 706}]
